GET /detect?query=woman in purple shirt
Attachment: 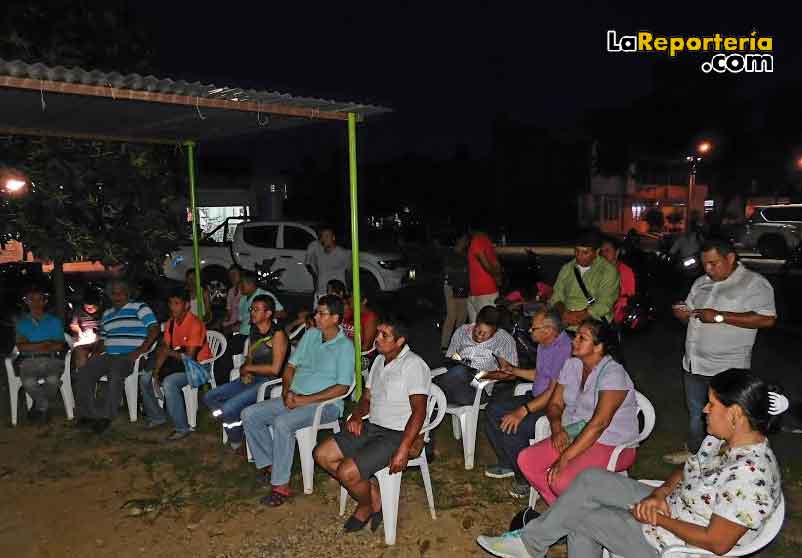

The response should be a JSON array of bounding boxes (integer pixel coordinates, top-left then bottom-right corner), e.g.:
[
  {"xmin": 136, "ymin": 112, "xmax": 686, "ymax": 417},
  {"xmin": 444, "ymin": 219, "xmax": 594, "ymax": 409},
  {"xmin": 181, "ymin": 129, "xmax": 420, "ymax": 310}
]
[{"xmin": 518, "ymin": 319, "xmax": 639, "ymax": 506}]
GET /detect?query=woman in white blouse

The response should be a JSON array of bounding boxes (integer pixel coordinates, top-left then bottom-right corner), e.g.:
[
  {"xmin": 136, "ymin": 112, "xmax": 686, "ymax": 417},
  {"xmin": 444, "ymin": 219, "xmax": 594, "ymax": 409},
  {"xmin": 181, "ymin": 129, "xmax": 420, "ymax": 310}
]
[{"xmin": 478, "ymin": 369, "xmax": 786, "ymax": 558}]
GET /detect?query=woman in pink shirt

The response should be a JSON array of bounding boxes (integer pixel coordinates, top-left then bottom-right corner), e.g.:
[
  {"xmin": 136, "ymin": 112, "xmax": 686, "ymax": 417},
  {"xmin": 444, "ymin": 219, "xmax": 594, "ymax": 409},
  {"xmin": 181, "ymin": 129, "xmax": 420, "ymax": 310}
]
[{"xmin": 600, "ymin": 237, "xmax": 636, "ymax": 324}]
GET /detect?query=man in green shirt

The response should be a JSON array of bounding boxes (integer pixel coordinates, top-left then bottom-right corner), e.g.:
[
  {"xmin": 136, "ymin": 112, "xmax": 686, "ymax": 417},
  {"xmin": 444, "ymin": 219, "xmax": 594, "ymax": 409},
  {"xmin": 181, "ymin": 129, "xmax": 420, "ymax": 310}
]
[{"xmin": 550, "ymin": 232, "xmax": 620, "ymax": 329}]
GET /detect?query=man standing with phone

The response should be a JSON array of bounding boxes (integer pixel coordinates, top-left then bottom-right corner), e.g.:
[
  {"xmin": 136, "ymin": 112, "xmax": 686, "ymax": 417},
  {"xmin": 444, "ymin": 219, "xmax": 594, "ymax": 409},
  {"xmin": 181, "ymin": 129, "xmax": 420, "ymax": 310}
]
[{"xmin": 664, "ymin": 238, "xmax": 776, "ymax": 464}]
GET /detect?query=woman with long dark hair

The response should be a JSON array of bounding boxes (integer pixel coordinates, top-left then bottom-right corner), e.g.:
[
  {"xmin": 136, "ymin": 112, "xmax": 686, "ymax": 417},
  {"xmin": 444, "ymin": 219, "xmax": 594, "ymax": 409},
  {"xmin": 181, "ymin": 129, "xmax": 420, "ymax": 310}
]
[
  {"xmin": 516, "ymin": 319, "xmax": 638, "ymax": 506},
  {"xmin": 478, "ymin": 368, "xmax": 787, "ymax": 558}
]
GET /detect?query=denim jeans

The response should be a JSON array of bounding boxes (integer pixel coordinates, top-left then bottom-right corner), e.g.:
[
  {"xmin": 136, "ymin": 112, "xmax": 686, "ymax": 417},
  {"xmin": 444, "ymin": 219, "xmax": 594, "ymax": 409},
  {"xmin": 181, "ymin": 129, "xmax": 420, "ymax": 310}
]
[
  {"xmin": 139, "ymin": 371, "xmax": 191, "ymax": 433},
  {"xmin": 242, "ymin": 397, "xmax": 340, "ymax": 486},
  {"xmin": 203, "ymin": 376, "xmax": 272, "ymax": 444},
  {"xmin": 19, "ymin": 356, "xmax": 62, "ymax": 412},
  {"xmin": 683, "ymin": 371, "xmax": 712, "ymax": 453},
  {"xmin": 484, "ymin": 394, "xmax": 541, "ymax": 481}
]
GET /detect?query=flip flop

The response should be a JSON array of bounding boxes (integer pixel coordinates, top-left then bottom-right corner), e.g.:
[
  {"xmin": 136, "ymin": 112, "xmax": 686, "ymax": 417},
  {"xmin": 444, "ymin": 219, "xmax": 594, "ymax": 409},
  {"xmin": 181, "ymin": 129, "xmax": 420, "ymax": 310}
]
[
  {"xmin": 343, "ymin": 513, "xmax": 370, "ymax": 532},
  {"xmin": 370, "ymin": 511, "xmax": 383, "ymax": 532},
  {"xmin": 260, "ymin": 485, "xmax": 292, "ymax": 507}
]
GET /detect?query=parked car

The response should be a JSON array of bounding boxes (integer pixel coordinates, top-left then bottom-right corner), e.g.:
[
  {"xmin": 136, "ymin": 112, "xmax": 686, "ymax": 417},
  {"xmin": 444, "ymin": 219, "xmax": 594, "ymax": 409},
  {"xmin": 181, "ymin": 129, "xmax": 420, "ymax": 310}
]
[
  {"xmin": 737, "ymin": 204, "xmax": 802, "ymax": 259},
  {"xmin": 163, "ymin": 218, "xmax": 412, "ymax": 298}
]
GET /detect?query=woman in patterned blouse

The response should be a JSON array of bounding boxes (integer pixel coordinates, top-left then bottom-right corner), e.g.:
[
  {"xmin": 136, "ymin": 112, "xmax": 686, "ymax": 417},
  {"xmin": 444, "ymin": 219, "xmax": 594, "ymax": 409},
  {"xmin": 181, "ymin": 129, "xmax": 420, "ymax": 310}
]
[{"xmin": 477, "ymin": 369, "xmax": 787, "ymax": 558}]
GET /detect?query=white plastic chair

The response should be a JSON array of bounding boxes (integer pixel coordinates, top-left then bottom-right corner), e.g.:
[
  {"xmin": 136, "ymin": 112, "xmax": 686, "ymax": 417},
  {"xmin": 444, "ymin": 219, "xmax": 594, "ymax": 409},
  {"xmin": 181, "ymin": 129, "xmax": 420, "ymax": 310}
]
[
  {"xmin": 339, "ymin": 384, "xmax": 448, "ymax": 545},
  {"xmin": 96, "ymin": 339, "xmax": 157, "ymax": 422},
  {"xmin": 181, "ymin": 330, "xmax": 227, "ymax": 430},
  {"xmin": 4, "ymin": 333, "xmax": 75, "ymax": 425},
  {"xmin": 430, "ymin": 366, "xmax": 496, "ymax": 470},
  {"xmin": 254, "ymin": 377, "xmax": 356, "ymax": 494},
  {"xmin": 604, "ymin": 480, "xmax": 786, "ymax": 558},
  {"xmin": 525, "ymin": 389, "xmax": 655, "ymax": 509}
]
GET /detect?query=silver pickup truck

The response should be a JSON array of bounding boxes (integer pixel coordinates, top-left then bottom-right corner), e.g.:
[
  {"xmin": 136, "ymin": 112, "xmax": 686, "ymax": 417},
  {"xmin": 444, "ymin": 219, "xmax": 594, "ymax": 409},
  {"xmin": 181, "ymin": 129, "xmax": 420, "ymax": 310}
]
[{"xmin": 163, "ymin": 218, "xmax": 411, "ymax": 301}]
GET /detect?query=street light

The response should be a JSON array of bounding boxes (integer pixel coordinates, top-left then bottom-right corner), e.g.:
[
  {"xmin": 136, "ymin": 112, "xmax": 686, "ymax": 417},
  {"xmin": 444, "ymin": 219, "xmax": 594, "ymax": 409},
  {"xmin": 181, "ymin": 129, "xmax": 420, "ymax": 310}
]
[
  {"xmin": 0, "ymin": 166, "xmax": 30, "ymax": 196},
  {"xmin": 686, "ymin": 141, "xmax": 713, "ymax": 230}
]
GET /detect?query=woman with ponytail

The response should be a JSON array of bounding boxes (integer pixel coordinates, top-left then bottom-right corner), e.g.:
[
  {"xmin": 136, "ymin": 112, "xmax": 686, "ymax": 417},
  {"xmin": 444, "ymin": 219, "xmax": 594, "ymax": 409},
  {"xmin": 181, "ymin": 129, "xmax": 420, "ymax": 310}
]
[{"xmin": 478, "ymin": 368, "xmax": 787, "ymax": 558}]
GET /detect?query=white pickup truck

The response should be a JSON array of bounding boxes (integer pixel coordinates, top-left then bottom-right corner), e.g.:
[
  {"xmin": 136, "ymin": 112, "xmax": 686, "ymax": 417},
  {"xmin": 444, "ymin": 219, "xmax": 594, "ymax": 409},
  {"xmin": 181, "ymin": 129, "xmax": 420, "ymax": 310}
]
[{"xmin": 163, "ymin": 218, "xmax": 411, "ymax": 301}]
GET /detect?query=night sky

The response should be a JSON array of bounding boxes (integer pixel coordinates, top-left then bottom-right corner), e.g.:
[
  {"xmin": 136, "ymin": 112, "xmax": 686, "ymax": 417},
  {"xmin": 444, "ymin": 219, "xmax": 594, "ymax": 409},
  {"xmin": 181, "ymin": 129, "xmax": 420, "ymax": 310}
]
[{"xmin": 132, "ymin": 2, "xmax": 802, "ymax": 166}]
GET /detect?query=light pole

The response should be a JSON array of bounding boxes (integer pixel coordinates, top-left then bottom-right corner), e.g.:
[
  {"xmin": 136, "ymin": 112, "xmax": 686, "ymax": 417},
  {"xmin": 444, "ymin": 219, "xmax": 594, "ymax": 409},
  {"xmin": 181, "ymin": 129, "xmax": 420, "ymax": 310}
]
[{"xmin": 686, "ymin": 142, "xmax": 712, "ymax": 231}]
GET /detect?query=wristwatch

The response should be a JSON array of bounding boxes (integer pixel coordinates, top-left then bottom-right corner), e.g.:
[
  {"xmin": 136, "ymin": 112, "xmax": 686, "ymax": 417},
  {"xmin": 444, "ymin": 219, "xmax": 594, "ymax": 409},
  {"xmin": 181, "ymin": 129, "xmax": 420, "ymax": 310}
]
[{"xmin": 714, "ymin": 314, "xmax": 725, "ymax": 323}]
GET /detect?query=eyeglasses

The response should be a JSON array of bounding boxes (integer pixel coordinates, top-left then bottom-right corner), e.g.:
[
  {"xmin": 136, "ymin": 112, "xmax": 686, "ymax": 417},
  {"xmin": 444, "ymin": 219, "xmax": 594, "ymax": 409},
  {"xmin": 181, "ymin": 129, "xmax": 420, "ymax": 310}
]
[{"xmin": 529, "ymin": 326, "xmax": 550, "ymax": 332}]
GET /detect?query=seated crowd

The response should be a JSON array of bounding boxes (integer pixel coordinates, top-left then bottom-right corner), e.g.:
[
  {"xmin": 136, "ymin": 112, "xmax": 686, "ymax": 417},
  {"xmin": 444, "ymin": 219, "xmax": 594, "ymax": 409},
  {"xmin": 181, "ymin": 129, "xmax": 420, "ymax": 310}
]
[{"xmin": 7, "ymin": 230, "xmax": 788, "ymax": 556}]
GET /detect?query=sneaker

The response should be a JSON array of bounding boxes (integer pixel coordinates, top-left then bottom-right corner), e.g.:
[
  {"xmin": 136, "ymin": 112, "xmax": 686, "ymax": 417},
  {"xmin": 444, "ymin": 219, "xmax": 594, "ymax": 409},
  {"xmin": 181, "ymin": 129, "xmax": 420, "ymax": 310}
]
[
  {"xmin": 662, "ymin": 449, "xmax": 692, "ymax": 465},
  {"xmin": 165, "ymin": 431, "xmax": 191, "ymax": 442},
  {"xmin": 485, "ymin": 465, "xmax": 516, "ymax": 479},
  {"xmin": 476, "ymin": 530, "xmax": 533, "ymax": 558},
  {"xmin": 509, "ymin": 481, "xmax": 530, "ymax": 499}
]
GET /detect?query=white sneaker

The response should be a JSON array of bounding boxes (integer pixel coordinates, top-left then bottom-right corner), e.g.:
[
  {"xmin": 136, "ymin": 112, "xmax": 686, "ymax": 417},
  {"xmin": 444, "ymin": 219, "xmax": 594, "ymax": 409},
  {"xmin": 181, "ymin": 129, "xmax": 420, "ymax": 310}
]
[{"xmin": 476, "ymin": 530, "xmax": 533, "ymax": 558}]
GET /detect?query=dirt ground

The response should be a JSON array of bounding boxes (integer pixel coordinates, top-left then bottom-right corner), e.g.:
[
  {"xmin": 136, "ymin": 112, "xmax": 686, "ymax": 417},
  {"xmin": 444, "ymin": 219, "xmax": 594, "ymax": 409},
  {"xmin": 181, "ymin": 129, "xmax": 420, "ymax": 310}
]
[{"xmin": 1, "ymin": 398, "xmax": 801, "ymax": 558}]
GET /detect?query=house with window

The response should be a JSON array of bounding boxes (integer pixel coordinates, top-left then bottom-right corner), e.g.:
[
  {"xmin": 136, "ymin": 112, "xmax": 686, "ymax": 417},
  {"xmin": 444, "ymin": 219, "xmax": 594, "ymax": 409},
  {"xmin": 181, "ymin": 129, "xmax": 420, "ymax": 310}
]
[{"xmin": 578, "ymin": 172, "xmax": 708, "ymax": 235}]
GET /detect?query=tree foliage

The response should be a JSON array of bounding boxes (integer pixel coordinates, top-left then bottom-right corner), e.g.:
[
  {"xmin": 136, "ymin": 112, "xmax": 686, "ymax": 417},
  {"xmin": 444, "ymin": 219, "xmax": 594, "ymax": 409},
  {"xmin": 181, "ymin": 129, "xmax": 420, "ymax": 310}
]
[{"xmin": 0, "ymin": 137, "xmax": 187, "ymax": 279}]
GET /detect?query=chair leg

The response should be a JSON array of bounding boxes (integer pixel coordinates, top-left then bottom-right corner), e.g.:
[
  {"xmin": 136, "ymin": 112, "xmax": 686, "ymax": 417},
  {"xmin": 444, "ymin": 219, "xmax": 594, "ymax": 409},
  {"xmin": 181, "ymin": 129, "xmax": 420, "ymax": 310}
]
[
  {"xmin": 339, "ymin": 485, "xmax": 349, "ymax": 516},
  {"xmin": 376, "ymin": 468, "xmax": 403, "ymax": 546},
  {"xmin": 182, "ymin": 386, "xmax": 198, "ymax": 430},
  {"xmin": 419, "ymin": 455, "xmax": 437, "ymax": 520},
  {"xmin": 459, "ymin": 413, "xmax": 477, "ymax": 470},
  {"xmin": 296, "ymin": 427, "xmax": 316, "ymax": 494},
  {"xmin": 25, "ymin": 393, "xmax": 34, "ymax": 411},
  {"xmin": 124, "ymin": 373, "xmax": 139, "ymax": 422},
  {"xmin": 60, "ymin": 367, "xmax": 75, "ymax": 420},
  {"xmin": 8, "ymin": 374, "xmax": 21, "ymax": 426},
  {"xmin": 528, "ymin": 486, "xmax": 540, "ymax": 509},
  {"xmin": 222, "ymin": 426, "xmax": 228, "ymax": 445},
  {"xmin": 451, "ymin": 414, "xmax": 462, "ymax": 440}
]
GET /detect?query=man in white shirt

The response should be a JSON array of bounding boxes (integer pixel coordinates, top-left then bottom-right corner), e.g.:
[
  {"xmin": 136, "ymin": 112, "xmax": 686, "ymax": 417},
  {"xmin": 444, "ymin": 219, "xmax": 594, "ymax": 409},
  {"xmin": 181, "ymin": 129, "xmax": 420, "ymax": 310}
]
[
  {"xmin": 664, "ymin": 237, "xmax": 776, "ymax": 464},
  {"xmin": 305, "ymin": 225, "xmax": 351, "ymax": 303},
  {"xmin": 314, "ymin": 315, "xmax": 431, "ymax": 533},
  {"xmin": 434, "ymin": 305, "xmax": 518, "ymax": 406}
]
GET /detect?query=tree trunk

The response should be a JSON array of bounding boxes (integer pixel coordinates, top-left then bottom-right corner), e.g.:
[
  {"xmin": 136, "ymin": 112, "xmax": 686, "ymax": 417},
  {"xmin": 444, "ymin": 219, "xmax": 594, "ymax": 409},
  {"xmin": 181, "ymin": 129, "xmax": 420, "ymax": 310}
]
[{"xmin": 52, "ymin": 257, "xmax": 66, "ymax": 323}]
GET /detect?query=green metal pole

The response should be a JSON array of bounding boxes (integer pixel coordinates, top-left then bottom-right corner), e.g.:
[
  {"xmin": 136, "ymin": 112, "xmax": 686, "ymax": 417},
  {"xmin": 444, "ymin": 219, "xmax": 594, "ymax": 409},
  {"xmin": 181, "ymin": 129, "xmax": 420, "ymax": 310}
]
[
  {"xmin": 185, "ymin": 140, "xmax": 204, "ymax": 318},
  {"xmin": 348, "ymin": 113, "xmax": 363, "ymax": 400}
]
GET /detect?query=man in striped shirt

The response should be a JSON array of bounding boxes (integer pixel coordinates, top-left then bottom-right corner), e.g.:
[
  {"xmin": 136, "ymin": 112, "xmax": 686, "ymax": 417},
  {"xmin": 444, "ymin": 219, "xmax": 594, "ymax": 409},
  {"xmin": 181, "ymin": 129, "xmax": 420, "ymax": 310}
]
[{"xmin": 75, "ymin": 279, "xmax": 160, "ymax": 434}]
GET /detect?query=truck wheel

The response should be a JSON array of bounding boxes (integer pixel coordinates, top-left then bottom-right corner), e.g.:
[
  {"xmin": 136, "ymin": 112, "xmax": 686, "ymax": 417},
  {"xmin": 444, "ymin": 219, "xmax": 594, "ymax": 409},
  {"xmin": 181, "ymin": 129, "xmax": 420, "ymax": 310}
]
[
  {"xmin": 758, "ymin": 235, "xmax": 788, "ymax": 260},
  {"xmin": 202, "ymin": 266, "xmax": 229, "ymax": 305}
]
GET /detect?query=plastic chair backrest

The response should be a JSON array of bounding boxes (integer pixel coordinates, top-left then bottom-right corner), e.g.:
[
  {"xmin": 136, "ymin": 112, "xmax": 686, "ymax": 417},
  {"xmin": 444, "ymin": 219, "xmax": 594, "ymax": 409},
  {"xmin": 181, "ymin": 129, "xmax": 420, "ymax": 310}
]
[
  {"xmin": 634, "ymin": 391, "xmax": 655, "ymax": 444},
  {"xmin": 421, "ymin": 384, "xmax": 447, "ymax": 441},
  {"xmin": 205, "ymin": 330, "xmax": 227, "ymax": 362}
]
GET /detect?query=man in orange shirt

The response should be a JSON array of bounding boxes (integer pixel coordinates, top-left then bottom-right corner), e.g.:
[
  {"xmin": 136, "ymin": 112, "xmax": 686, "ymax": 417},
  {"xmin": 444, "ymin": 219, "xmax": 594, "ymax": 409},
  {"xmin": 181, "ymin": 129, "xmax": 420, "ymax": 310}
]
[
  {"xmin": 467, "ymin": 227, "xmax": 503, "ymax": 323},
  {"xmin": 139, "ymin": 287, "xmax": 211, "ymax": 441}
]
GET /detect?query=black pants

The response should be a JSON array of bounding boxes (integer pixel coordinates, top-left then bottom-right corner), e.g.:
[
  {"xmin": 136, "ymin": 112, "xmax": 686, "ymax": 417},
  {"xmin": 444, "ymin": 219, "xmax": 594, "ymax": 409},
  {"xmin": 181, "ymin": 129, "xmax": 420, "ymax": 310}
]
[{"xmin": 484, "ymin": 394, "xmax": 542, "ymax": 481}]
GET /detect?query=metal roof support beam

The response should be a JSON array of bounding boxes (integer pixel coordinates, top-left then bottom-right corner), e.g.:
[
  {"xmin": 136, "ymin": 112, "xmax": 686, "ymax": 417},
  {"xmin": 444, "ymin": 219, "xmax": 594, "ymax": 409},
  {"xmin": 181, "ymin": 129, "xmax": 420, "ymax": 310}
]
[
  {"xmin": 348, "ymin": 112, "xmax": 363, "ymax": 400},
  {"xmin": 0, "ymin": 76, "xmax": 358, "ymax": 122},
  {"xmin": 185, "ymin": 140, "xmax": 205, "ymax": 318}
]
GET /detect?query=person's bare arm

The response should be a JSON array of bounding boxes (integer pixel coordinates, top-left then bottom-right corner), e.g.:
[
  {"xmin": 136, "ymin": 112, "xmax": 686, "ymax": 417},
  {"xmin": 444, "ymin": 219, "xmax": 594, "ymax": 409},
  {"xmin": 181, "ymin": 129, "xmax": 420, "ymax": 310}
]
[
  {"xmin": 16, "ymin": 335, "xmax": 65, "ymax": 353},
  {"xmin": 388, "ymin": 394, "xmax": 428, "ymax": 473},
  {"xmin": 497, "ymin": 355, "xmax": 535, "ymax": 381},
  {"xmin": 281, "ymin": 363, "xmax": 297, "ymax": 403},
  {"xmin": 693, "ymin": 309, "xmax": 776, "ymax": 329},
  {"xmin": 361, "ymin": 315, "xmax": 378, "ymax": 351},
  {"xmin": 131, "ymin": 324, "xmax": 160, "ymax": 362},
  {"xmin": 345, "ymin": 388, "xmax": 372, "ymax": 436},
  {"xmin": 500, "ymin": 379, "xmax": 556, "ymax": 434},
  {"xmin": 152, "ymin": 343, "xmax": 171, "ymax": 381},
  {"xmin": 649, "ymin": 513, "xmax": 747, "ymax": 556},
  {"xmin": 244, "ymin": 331, "xmax": 288, "ymax": 376},
  {"xmin": 287, "ymin": 383, "xmax": 349, "ymax": 408}
]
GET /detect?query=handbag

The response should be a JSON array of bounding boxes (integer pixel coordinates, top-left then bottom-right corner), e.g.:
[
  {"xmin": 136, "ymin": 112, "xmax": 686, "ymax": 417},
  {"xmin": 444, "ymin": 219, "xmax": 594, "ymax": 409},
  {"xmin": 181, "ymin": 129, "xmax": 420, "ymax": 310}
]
[
  {"xmin": 183, "ymin": 355, "xmax": 210, "ymax": 388},
  {"xmin": 561, "ymin": 358, "xmax": 613, "ymax": 442}
]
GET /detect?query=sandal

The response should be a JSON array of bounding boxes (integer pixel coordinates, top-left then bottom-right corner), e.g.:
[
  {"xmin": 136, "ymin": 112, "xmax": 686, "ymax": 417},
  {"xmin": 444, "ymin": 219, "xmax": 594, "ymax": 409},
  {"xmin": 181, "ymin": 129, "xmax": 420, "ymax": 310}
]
[{"xmin": 260, "ymin": 485, "xmax": 292, "ymax": 507}]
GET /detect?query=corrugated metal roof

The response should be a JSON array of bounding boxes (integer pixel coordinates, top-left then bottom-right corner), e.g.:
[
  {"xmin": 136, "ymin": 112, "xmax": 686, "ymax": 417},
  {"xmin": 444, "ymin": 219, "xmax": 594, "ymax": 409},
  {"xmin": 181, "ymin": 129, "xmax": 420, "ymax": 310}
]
[
  {"xmin": 0, "ymin": 58, "xmax": 389, "ymax": 142},
  {"xmin": 0, "ymin": 58, "xmax": 388, "ymax": 117}
]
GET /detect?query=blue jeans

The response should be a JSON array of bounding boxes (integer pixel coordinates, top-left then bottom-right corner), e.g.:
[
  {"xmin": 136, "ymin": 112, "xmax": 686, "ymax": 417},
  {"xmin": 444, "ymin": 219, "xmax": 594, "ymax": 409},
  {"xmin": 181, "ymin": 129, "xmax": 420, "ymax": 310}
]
[
  {"xmin": 683, "ymin": 371, "xmax": 711, "ymax": 453},
  {"xmin": 139, "ymin": 371, "xmax": 191, "ymax": 433},
  {"xmin": 203, "ymin": 376, "xmax": 272, "ymax": 444},
  {"xmin": 242, "ymin": 398, "xmax": 340, "ymax": 486}
]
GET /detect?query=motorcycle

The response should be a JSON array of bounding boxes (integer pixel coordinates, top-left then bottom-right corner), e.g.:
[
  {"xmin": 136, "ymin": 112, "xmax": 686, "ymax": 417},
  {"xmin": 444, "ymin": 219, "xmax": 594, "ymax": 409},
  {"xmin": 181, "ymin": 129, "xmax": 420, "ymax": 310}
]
[{"xmin": 254, "ymin": 258, "xmax": 286, "ymax": 293}]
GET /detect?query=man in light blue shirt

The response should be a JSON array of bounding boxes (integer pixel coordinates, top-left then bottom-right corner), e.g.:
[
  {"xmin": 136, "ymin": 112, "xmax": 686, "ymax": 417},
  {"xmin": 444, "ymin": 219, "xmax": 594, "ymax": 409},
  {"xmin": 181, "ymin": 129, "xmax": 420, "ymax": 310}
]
[
  {"xmin": 242, "ymin": 294, "xmax": 354, "ymax": 506},
  {"xmin": 13, "ymin": 283, "xmax": 66, "ymax": 424},
  {"xmin": 237, "ymin": 270, "xmax": 284, "ymax": 336}
]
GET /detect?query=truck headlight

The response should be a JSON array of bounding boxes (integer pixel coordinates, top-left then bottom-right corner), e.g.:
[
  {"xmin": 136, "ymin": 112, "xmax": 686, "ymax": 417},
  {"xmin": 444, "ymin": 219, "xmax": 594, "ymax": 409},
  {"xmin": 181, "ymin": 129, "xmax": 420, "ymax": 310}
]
[{"xmin": 378, "ymin": 259, "xmax": 403, "ymax": 270}]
